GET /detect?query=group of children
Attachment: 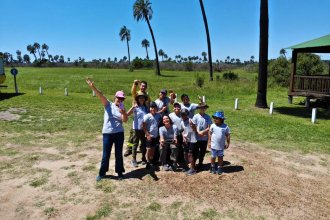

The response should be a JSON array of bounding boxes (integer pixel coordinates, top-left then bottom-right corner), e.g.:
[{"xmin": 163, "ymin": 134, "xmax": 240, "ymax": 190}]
[{"xmin": 125, "ymin": 79, "xmax": 231, "ymax": 176}]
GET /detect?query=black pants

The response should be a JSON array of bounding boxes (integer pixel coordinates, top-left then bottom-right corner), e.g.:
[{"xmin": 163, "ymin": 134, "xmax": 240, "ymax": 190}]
[
  {"xmin": 194, "ymin": 140, "xmax": 208, "ymax": 164},
  {"xmin": 159, "ymin": 143, "xmax": 178, "ymax": 165}
]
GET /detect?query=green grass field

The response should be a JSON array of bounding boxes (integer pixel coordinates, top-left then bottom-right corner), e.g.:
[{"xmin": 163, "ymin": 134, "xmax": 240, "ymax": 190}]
[{"xmin": 1, "ymin": 67, "xmax": 329, "ymax": 153}]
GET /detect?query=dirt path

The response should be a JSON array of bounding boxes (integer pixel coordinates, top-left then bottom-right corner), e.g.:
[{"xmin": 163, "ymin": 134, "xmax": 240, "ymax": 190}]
[{"xmin": 0, "ymin": 139, "xmax": 329, "ymax": 219}]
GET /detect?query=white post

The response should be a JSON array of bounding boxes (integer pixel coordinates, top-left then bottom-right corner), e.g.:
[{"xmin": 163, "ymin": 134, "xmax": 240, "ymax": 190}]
[
  {"xmin": 234, "ymin": 98, "xmax": 239, "ymax": 110},
  {"xmin": 92, "ymin": 90, "xmax": 96, "ymax": 97},
  {"xmin": 65, "ymin": 88, "xmax": 68, "ymax": 96},
  {"xmin": 269, "ymin": 102, "xmax": 274, "ymax": 115},
  {"xmin": 311, "ymin": 108, "xmax": 317, "ymax": 124},
  {"xmin": 39, "ymin": 86, "xmax": 43, "ymax": 95},
  {"xmin": 174, "ymin": 93, "xmax": 177, "ymax": 103},
  {"xmin": 202, "ymin": 96, "xmax": 205, "ymax": 103}
]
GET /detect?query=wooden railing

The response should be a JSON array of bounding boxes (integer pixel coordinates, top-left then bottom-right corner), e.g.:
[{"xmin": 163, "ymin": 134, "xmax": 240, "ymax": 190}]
[{"xmin": 293, "ymin": 75, "xmax": 330, "ymax": 94}]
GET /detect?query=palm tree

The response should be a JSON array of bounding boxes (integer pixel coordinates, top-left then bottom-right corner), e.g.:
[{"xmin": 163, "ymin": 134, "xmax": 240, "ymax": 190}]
[
  {"xmin": 255, "ymin": 0, "xmax": 269, "ymax": 108},
  {"xmin": 27, "ymin": 44, "xmax": 37, "ymax": 61},
  {"xmin": 199, "ymin": 0, "xmax": 213, "ymax": 81},
  {"xmin": 133, "ymin": 0, "xmax": 160, "ymax": 75},
  {"xmin": 158, "ymin": 49, "xmax": 165, "ymax": 61},
  {"xmin": 201, "ymin": 51, "xmax": 207, "ymax": 62},
  {"xmin": 23, "ymin": 54, "xmax": 30, "ymax": 63},
  {"xmin": 16, "ymin": 50, "xmax": 22, "ymax": 63},
  {"xmin": 119, "ymin": 25, "xmax": 131, "ymax": 64},
  {"xmin": 250, "ymin": 55, "xmax": 255, "ymax": 63},
  {"xmin": 141, "ymin": 39, "xmax": 150, "ymax": 59},
  {"xmin": 33, "ymin": 42, "xmax": 41, "ymax": 60},
  {"xmin": 42, "ymin": 43, "xmax": 50, "ymax": 58}
]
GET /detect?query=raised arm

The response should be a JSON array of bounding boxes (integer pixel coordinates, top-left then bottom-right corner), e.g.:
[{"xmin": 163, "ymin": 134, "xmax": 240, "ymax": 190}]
[{"xmin": 86, "ymin": 78, "xmax": 108, "ymax": 107}]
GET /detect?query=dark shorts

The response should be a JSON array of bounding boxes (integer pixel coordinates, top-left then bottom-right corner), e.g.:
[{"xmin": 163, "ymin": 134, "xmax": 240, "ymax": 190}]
[
  {"xmin": 183, "ymin": 142, "xmax": 196, "ymax": 154},
  {"xmin": 146, "ymin": 137, "xmax": 159, "ymax": 148}
]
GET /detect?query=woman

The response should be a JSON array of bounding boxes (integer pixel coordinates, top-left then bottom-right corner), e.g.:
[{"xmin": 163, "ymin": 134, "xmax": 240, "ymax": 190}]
[
  {"xmin": 86, "ymin": 78, "xmax": 128, "ymax": 181},
  {"xmin": 159, "ymin": 115, "xmax": 179, "ymax": 171},
  {"xmin": 126, "ymin": 91, "xmax": 149, "ymax": 167}
]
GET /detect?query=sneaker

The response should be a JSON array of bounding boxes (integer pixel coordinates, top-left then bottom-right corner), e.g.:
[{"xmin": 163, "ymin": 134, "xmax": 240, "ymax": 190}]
[
  {"xmin": 96, "ymin": 175, "xmax": 104, "ymax": 181},
  {"xmin": 210, "ymin": 166, "xmax": 216, "ymax": 174},
  {"xmin": 146, "ymin": 162, "xmax": 151, "ymax": 170},
  {"xmin": 196, "ymin": 163, "xmax": 203, "ymax": 171},
  {"xmin": 124, "ymin": 150, "xmax": 132, "ymax": 157},
  {"xmin": 163, "ymin": 164, "xmax": 170, "ymax": 171},
  {"xmin": 172, "ymin": 163, "xmax": 177, "ymax": 171},
  {"xmin": 217, "ymin": 167, "xmax": 223, "ymax": 175},
  {"xmin": 186, "ymin": 169, "xmax": 197, "ymax": 176},
  {"xmin": 131, "ymin": 159, "xmax": 138, "ymax": 167},
  {"xmin": 141, "ymin": 159, "xmax": 147, "ymax": 165}
]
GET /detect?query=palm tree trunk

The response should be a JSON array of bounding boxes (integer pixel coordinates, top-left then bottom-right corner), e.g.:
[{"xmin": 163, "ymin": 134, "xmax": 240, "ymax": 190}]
[
  {"xmin": 145, "ymin": 47, "xmax": 149, "ymax": 59},
  {"xmin": 126, "ymin": 39, "xmax": 131, "ymax": 65},
  {"xmin": 146, "ymin": 17, "xmax": 160, "ymax": 76},
  {"xmin": 199, "ymin": 0, "xmax": 213, "ymax": 81},
  {"xmin": 255, "ymin": 0, "xmax": 268, "ymax": 108},
  {"xmin": 33, "ymin": 53, "xmax": 37, "ymax": 61}
]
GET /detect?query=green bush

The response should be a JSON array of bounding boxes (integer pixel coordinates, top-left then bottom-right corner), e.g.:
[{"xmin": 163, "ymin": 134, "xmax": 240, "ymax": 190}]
[
  {"xmin": 184, "ymin": 61, "xmax": 193, "ymax": 71},
  {"xmin": 297, "ymin": 53, "xmax": 324, "ymax": 75},
  {"xmin": 223, "ymin": 72, "xmax": 238, "ymax": 80},
  {"xmin": 268, "ymin": 57, "xmax": 290, "ymax": 86},
  {"xmin": 194, "ymin": 73, "xmax": 205, "ymax": 88}
]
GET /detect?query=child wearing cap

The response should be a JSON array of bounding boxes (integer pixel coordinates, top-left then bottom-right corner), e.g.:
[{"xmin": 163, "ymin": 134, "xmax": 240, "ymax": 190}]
[
  {"xmin": 155, "ymin": 89, "xmax": 175, "ymax": 117},
  {"xmin": 142, "ymin": 101, "xmax": 162, "ymax": 169},
  {"xmin": 169, "ymin": 102, "xmax": 184, "ymax": 166},
  {"xmin": 86, "ymin": 78, "xmax": 128, "ymax": 181},
  {"xmin": 208, "ymin": 111, "xmax": 231, "ymax": 175}
]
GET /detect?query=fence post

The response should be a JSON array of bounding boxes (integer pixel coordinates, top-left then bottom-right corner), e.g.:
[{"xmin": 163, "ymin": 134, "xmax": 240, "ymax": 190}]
[
  {"xmin": 311, "ymin": 108, "xmax": 317, "ymax": 124},
  {"xmin": 269, "ymin": 102, "xmax": 274, "ymax": 115},
  {"xmin": 39, "ymin": 86, "xmax": 43, "ymax": 95},
  {"xmin": 234, "ymin": 98, "xmax": 239, "ymax": 110}
]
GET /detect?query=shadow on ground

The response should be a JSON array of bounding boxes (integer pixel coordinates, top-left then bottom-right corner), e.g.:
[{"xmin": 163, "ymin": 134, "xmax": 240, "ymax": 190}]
[
  {"xmin": 201, "ymin": 161, "xmax": 244, "ymax": 174},
  {"xmin": 275, "ymin": 106, "xmax": 330, "ymax": 119},
  {"xmin": 0, "ymin": 93, "xmax": 25, "ymax": 101}
]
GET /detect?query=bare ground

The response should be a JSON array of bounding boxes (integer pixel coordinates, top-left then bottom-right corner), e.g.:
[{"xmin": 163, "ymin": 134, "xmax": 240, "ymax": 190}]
[{"xmin": 0, "ymin": 135, "xmax": 329, "ymax": 220}]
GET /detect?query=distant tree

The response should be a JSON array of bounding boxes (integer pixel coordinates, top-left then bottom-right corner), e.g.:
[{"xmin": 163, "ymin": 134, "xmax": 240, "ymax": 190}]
[
  {"xmin": 269, "ymin": 56, "xmax": 290, "ymax": 86},
  {"xmin": 236, "ymin": 58, "xmax": 241, "ymax": 64},
  {"xmin": 33, "ymin": 42, "xmax": 41, "ymax": 60},
  {"xmin": 54, "ymin": 55, "xmax": 59, "ymax": 62},
  {"xmin": 280, "ymin": 48, "xmax": 286, "ymax": 58},
  {"xmin": 199, "ymin": 0, "xmax": 213, "ymax": 81},
  {"xmin": 67, "ymin": 57, "xmax": 70, "ymax": 63},
  {"xmin": 42, "ymin": 43, "xmax": 50, "ymax": 58},
  {"xmin": 59, "ymin": 55, "xmax": 64, "ymax": 63},
  {"xmin": 250, "ymin": 55, "xmax": 255, "ymax": 63},
  {"xmin": 158, "ymin": 49, "xmax": 165, "ymax": 61},
  {"xmin": 255, "ymin": 0, "xmax": 269, "ymax": 108},
  {"xmin": 27, "ymin": 44, "xmax": 37, "ymax": 61},
  {"xmin": 141, "ymin": 39, "xmax": 150, "ymax": 59},
  {"xmin": 23, "ymin": 54, "xmax": 30, "ymax": 63},
  {"xmin": 133, "ymin": 0, "xmax": 161, "ymax": 75},
  {"xmin": 164, "ymin": 54, "xmax": 168, "ymax": 61},
  {"xmin": 297, "ymin": 53, "xmax": 324, "ymax": 76},
  {"xmin": 119, "ymin": 25, "xmax": 131, "ymax": 64},
  {"xmin": 41, "ymin": 50, "xmax": 46, "ymax": 59},
  {"xmin": 201, "ymin": 51, "xmax": 207, "ymax": 62},
  {"xmin": 16, "ymin": 50, "xmax": 22, "ymax": 63}
]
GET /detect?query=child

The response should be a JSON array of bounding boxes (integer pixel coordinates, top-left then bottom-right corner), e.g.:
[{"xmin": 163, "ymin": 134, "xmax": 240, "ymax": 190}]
[
  {"xmin": 180, "ymin": 108, "xmax": 197, "ymax": 174},
  {"xmin": 208, "ymin": 111, "xmax": 230, "ymax": 175},
  {"xmin": 142, "ymin": 101, "xmax": 162, "ymax": 169}
]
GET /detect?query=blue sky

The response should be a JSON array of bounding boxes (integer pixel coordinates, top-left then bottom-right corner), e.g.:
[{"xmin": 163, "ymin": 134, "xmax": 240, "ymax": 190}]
[{"xmin": 1, "ymin": 0, "xmax": 330, "ymax": 62}]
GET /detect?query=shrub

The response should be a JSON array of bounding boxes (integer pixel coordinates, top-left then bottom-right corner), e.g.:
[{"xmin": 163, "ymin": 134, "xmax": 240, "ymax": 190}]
[
  {"xmin": 184, "ymin": 61, "xmax": 193, "ymax": 71},
  {"xmin": 297, "ymin": 53, "xmax": 324, "ymax": 75},
  {"xmin": 194, "ymin": 73, "xmax": 205, "ymax": 88},
  {"xmin": 268, "ymin": 56, "xmax": 290, "ymax": 86},
  {"xmin": 223, "ymin": 72, "xmax": 238, "ymax": 80},
  {"xmin": 132, "ymin": 57, "xmax": 144, "ymax": 69}
]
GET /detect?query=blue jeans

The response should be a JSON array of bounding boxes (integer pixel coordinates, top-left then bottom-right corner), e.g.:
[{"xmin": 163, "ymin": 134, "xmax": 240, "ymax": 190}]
[{"xmin": 99, "ymin": 132, "xmax": 125, "ymax": 176}]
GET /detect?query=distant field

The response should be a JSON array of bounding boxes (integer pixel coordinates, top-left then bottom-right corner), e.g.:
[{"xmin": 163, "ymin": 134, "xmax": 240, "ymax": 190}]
[{"xmin": 1, "ymin": 67, "xmax": 329, "ymax": 153}]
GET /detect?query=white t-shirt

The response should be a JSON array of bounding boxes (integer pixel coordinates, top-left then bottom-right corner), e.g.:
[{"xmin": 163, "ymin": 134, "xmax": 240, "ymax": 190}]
[
  {"xmin": 180, "ymin": 103, "xmax": 198, "ymax": 118},
  {"xmin": 143, "ymin": 113, "xmax": 161, "ymax": 138},
  {"xmin": 169, "ymin": 112, "xmax": 182, "ymax": 132},
  {"xmin": 181, "ymin": 118, "xmax": 197, "ymax": 143},
  {"xmin": 192, "ymin": 113, "xmax": 212, "ymax": 141},
  {"xmin": 209, "ymin": 123, "xmax": 230, "ymax": 150},
  {"xmin": 132, "ymin": 105, "xmax": 148, "ymax": 130},
  {"xmin": 155, "ymin": 97, "xmax": 171, "ymax": 116}
]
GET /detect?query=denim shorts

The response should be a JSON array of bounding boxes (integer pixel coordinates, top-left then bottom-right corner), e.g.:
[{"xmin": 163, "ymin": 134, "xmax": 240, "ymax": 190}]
[{"xmin": 211, "ymin": 148, "xmax": 224, "ymax": 158}]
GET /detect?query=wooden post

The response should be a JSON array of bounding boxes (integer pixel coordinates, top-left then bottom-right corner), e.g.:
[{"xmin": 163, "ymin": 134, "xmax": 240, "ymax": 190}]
[
  {"xmin": 288, "ymin": 50, "xmax": 297, "ymax": 103},
  {"xmin": 65, "ymin": 88, "xmax": 68, "ymax": 96},
  {"xmin": 39, "ymin": 86, "xmax": 43, "ymax": 95},
  {"xmin": 202, "ymin": 96, "xmax": 205, "ymax": 103},
  {"xmin": 92, "ymin": 90, "xmax": 96, "ymax": 97}
]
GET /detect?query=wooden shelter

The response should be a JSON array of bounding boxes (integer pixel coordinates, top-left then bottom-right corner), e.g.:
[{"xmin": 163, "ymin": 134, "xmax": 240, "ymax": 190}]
[{"xmin": 287, "ymin": 34, "xmax": 330, "ymax": 105}]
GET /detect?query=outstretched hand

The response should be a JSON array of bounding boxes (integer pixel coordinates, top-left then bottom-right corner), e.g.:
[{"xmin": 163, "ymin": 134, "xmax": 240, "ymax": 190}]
[{"xmin": 86, "ymin": 78, "xmax": 94, "ymax": 88}]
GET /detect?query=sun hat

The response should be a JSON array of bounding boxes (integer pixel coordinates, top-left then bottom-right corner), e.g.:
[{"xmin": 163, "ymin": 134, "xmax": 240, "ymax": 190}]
[
  {"xmin": 180, "ymin": 108, "xmax": 189, "ymax": 115},
  {"xmin": 135, "ymin": 91, "xmax": 147, "ymax": 102},
  {"xmin": 212, "ymin": 111, "xmax": 225, "ymax": 119},
  {"xmin": 197, "ymin": 102, "xmax": 209, "ymax": 109},
  {"xmin": 160, "ymin": 89, "xmax": 167, "ymax": 95},
  {"xmin": 115, "ymin": 90, "xmax": 126, "ymax": 99}
]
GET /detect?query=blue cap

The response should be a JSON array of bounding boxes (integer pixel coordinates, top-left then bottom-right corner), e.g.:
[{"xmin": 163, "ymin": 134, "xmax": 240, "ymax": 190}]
[{"xmin": 212, "ymin": 111, "xmax": 225, "ymax": 119}]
